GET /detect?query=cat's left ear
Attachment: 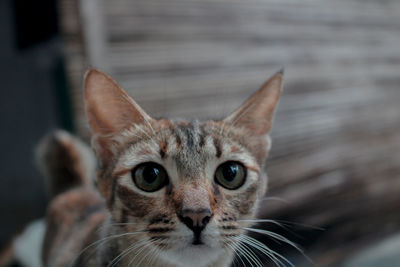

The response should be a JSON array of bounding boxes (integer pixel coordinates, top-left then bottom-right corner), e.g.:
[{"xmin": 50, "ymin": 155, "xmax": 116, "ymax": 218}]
[
  {"xmin": 224, "ymin": 70, "xmax": 283, "ymax": 136},
  {"xmin": 84, "ymin": 69, "xmax": 153, "ymax": 136},
  {"xmin": 84, "ymin": 69, "xmax": 155, "ymax": 169}
]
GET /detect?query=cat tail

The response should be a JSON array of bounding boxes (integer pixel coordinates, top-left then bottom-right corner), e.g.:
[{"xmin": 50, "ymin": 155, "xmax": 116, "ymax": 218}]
[{"xmin": 36, "ymin": 130, "xmax": 96, "ymax": 198}]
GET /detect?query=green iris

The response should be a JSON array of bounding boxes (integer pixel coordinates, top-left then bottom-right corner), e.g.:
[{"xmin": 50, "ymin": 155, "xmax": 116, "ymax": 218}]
[
  {"xmin": 215, "ymin": 161, "xmax": 246, "ymax": 190},
  {"xmin": 132, "ymin": 162, "xmax": 168, "ymax": 192}
]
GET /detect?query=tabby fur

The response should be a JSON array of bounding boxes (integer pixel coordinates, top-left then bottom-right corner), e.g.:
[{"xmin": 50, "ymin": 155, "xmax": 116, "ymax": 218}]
[{"xmin": 40, "ymin": 69, "xmax": 283, "ymax": 267}]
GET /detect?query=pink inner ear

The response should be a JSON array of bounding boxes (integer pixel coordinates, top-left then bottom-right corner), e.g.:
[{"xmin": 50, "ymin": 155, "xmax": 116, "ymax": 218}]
[
  {"xmin": 224, "ymin": 72, "xmax": 283, "ymax": 136},
  {"xmin": 84, "ymin": 69, "xmax": 153, "ymax": 136}
]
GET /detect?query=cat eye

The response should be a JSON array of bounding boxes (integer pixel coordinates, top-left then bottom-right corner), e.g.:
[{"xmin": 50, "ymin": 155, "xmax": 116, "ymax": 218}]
[
  {"xmin": 132, "ymin": 162, "xmax": 168, "ymax": 192},
  {"xmin": 214, "ymin": 161, "xmax": 246, "ymax": 190}
]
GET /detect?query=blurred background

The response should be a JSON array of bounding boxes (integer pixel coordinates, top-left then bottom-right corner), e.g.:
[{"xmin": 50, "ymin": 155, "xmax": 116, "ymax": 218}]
[{"xmin": 1, "ymin": 0, "xmax": 400, "ymax": 266}]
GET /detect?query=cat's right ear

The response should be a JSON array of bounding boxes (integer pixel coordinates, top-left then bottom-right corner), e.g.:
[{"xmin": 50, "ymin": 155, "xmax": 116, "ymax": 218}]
[
  {"xmin": 224, "ymin": 70, "xmax": 283, "ymax": 136},
  {"xmin": 84, "ymin": 69, "xmax": 153, "ymax": 136}
]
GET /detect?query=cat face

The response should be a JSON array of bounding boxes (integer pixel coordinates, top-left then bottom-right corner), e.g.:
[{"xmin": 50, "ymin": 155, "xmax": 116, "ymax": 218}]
[{"xmin": 84, "ymin": 69, "xmax": 282, "ymax": 266}]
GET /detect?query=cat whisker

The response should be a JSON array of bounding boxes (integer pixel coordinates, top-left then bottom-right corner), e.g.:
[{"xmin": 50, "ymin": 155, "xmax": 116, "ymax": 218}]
[
  {"xmin": 126, "ymin": 240, "xmax": 153, "ymax": 267},
  {"xmin": 96, "ymin": 222, "xmax": 149, "ymax": 233},
  {"xmin": 239, "ymin": 217, "xmax": 324, "ymax": 243},
  {"xmin": 135, "ymin": 239, "xmax": 157, "ymax": 267},
  {"xmin": 135, "ymin": 241, "xmax": 155, "ymax": 266},
  {"xmin": 225, "ymin": 236, "xmax": 261, "ymax": 267},
  {"xmin": 228, "ymin": 241, "xmax": 245, "ymax": 267},
  {"xmin": 240, "ymin": 219, "xmax": 324, "ymax": 231},
  {"xmin": 69, "ymin": 230, "xmax": 146, "ymax": 267},
  {"xmin": 243, "ymin": 227, "xmax": 314, "ymax": 265},
  {"xmin": 238, "ymin": 219, "xmax": 285, "ymax": 228},
  {"xmin": 108, "ymin": 239, "xmax": 148, "ymax": 267},
  {"xmin": 259, "ymin": 196, "xmax": 291, "ymax": 204},
  {"xmin": 238, "ymin": 235, "xmax": 291, "ymax": 267},
  {"xmin": 244, "ymin": 227, "xmax": 302, "ymax": 252},
  {"xmin": 237, "ymin": 236, "xmax": 281, "ymax": 266},
  {"xmin": 228, "ymin": 240, "xmax": 251, "ymax": 267},
  {"xmin": 147, "ymin": 240, "xmax": 163, "ymax": 267},
  {"xmin": 238, "ymin": 219, "xmax": 304, "ymax": 242},
  {"xmin": 221, "ymin": 240, "xmax": 239, "ymax": 267},
  {"xmin": 234, "ymin": 237, "xmax": 264, "ymax": 267}
]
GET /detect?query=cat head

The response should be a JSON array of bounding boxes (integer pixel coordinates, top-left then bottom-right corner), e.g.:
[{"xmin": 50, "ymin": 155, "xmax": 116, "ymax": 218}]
[{"xmin": 84, "ymin": 69, "xmax": 283, "ymax": 265}]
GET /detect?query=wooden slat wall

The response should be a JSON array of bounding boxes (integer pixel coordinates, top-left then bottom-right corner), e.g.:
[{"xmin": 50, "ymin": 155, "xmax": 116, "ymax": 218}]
[{"xmin": 59, "ymin": 0, "xmax": 400, "ymax": 265}]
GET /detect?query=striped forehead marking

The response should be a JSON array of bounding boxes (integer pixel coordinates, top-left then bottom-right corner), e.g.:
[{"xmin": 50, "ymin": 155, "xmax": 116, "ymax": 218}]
[
  {"xmin": 158, "ymin": 121, "xmax": 236, "ymax": 162},
  {"xmin": 117, "ymin": 120, "xmax": 256, "ymax": 179}
]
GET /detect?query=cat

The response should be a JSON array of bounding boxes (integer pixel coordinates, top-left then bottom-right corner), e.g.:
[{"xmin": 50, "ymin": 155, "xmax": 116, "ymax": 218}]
[{"xmin": 38, "ymin": 68, "xmax": 283, "ymax": 267}]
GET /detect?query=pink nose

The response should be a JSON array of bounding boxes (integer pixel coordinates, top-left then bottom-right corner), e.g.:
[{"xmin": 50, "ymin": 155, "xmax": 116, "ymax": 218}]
[
  {"xmin": 179, "ymin": 208, "xmax": 213, "ymax": 244},
  {"xmin": 181, "ymin": 209, "xmax": 212, "ymax": 229}
]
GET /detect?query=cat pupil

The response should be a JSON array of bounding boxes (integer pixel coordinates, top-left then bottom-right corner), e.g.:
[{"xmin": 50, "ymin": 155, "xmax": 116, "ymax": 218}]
[
  {"xmin": 223, "ymin": 164, "xmax": 238, "ymax": 181},
  {"xmin": 143, "ymin": 166, "xmax": 159, "ymax": 184}
]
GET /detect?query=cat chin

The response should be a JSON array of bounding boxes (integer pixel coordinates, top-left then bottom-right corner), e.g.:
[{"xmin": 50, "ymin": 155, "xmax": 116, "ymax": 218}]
[{"xmin": 162, "ymin": 244, "xmax": 224, "ymax": 266}]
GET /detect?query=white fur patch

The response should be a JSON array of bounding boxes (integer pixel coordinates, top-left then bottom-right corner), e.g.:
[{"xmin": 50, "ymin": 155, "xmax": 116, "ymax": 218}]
[{"xmin": 13, "ymin": 219, "xmax": 45, "ymax": 267}]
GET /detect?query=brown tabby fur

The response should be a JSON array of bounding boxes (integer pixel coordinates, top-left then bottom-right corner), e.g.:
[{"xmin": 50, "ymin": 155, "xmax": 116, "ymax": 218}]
[{"xmin": 40, "ymin": 69, "xmax": 283, "ymax": 267}]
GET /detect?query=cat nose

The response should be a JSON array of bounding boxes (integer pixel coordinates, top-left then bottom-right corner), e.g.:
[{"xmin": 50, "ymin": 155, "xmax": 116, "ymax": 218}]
[
  {"xmin": 181, "ymin": 209, "xmax": 212, "ymax": 229},
  {"xmin": 180, "ymin": 209, "xmax": 213, "ymax": 243}
]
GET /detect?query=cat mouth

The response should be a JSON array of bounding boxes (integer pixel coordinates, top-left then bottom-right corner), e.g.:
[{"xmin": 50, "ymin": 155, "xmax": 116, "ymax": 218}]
[
  {"xmin": 186, "ymin": 242, "xmax": 211, "ymax": 250},
  {"xmin": 192, "ymin": 235, "xmax": 204, "ymax": 245},
  {"xmin": 188, "ymin": 235, "xmax": 214, "ymax": 248},
  {"xmin": 192, "ymin": 240, "xmax": 204, "ymax": 245}
]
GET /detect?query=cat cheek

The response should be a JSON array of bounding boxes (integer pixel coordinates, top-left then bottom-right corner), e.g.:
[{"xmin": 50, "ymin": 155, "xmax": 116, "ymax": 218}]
[
  {"xmin": 224, "ymin": 183, "xmax": 258, "ymax": 216},
  {"xmin": 116, "ymin": 184, "xmax": 155, "ymax": 217}
]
